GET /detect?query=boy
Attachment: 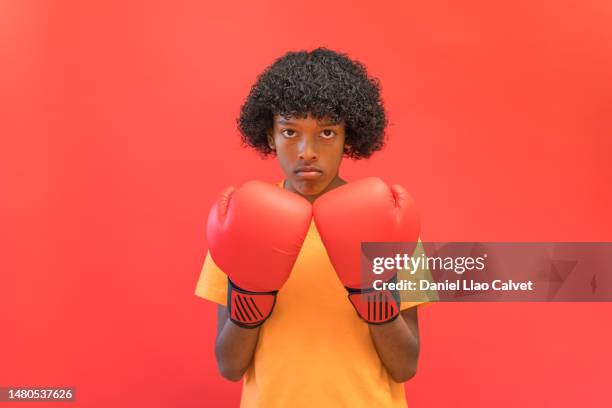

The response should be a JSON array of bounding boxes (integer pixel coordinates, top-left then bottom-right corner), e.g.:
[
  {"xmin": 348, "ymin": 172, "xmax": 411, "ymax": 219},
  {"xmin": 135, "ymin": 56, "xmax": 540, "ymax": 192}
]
[{"xmin": 196, "ymin": 48, "xmax": 426, "ymax": 407}]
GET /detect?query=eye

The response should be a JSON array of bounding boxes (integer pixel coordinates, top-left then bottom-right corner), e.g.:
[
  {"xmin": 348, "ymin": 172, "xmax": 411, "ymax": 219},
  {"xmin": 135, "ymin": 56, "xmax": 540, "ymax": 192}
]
[
  {"xmin": 320, "ymin": 129, "xmax": 336, "ymax": 139},
  {"xmin": 281, "ymin": 129, "xmax": 297, "ymax": 138}
]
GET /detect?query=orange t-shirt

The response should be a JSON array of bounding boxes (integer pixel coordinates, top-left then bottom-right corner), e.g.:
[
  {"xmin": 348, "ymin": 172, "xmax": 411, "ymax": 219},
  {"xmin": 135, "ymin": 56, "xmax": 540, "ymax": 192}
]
[{"xmin": 196, "ymin": 185, "xmax": 429, "ymax": 408}]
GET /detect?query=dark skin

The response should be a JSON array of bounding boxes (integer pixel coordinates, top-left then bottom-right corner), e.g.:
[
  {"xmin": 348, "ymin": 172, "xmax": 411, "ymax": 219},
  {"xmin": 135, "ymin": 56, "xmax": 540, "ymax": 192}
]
[{"xmin": 215, "ymin": 114, "xmax": 420, "ymax": 382}]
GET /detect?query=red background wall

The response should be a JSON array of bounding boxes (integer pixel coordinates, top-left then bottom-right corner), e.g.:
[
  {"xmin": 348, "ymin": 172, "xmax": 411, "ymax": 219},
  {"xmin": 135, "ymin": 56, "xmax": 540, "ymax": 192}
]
[{"xmin": 1, "ymin": 0, "xmax": 611, "ymax": 406}]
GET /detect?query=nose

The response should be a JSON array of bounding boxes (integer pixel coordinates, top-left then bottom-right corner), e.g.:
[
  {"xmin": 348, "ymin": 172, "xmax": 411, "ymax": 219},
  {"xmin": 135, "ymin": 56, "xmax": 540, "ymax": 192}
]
[{"xmin": 298, "ymin": 136, "xmax": 318, "ymax": 161}]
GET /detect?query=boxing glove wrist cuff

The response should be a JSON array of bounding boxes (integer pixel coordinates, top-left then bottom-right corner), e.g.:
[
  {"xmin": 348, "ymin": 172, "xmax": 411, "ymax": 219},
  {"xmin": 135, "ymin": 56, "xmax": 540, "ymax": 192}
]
[
  {"xmin": 227, "ymin": 279, "xmax": 277, "ymax": 329},
  {"xmin": 346, "ymin": 285, "xmax": 400, "ymax": 325}
]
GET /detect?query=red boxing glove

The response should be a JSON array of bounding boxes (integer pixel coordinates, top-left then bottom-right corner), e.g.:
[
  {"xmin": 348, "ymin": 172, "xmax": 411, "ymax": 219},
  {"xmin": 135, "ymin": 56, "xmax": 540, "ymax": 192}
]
[
  {"xmin": 313, "ymin": 177, "xmax": 421, "ymax": 324},
  {"xmin": 206, "ymin": 181, "xmax": 312, "ymax": 328}
]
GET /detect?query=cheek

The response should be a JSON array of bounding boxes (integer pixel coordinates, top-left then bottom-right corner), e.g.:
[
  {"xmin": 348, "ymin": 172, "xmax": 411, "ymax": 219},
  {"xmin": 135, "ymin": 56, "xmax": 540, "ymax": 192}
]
[
  {"xmin": 335, "ymin": 133, "xmax": 346, "ymax": 151},
  {"xmin": 328, "ymin": 137, "xmax": 346, "ymax": 162},
  {"xmin": 274, "ymin": 141, "xmax": 298, "ymax": 168},
  {"xmin": 317, "ymin": 143, "xmax": 345, "ymax": 175},
  {"xmin": 276, "ymin": 139, "xmax": 294, "ymax": 155}
]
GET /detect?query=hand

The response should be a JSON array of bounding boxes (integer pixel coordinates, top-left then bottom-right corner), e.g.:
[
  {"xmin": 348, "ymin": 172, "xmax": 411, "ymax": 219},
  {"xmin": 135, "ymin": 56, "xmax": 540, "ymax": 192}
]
[
  {"xmin": 313, "ymin": 177, "xmax": 420, "ymax": 324},
  {"xmin": 207, "ymin": 181, "xmax": 312, "ymax": 327}
]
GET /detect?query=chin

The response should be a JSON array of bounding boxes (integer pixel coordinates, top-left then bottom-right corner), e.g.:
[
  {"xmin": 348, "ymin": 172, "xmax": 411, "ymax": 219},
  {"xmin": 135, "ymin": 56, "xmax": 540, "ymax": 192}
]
[{"xmin": 291, "ymin": 179, "xmax": 327, "ymax": 197}]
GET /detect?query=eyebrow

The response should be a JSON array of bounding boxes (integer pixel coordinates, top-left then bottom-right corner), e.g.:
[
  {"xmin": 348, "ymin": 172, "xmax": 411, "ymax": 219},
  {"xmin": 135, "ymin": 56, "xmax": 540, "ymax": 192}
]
[
  {"xmin": 317, "ymin": 121, "xmax": 341, "ymax": 126},
  {"xmin": 276, "ymin": 118, "xmax": 342, "ymax": 126}
]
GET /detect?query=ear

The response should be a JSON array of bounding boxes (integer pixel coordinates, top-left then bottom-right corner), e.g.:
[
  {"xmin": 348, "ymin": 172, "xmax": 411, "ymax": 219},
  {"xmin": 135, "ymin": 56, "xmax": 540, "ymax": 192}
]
[
  {"xmin": 267, "ymin": 130, "xmax": 276, "ymax": 151},
  {"xmin": 343, "ymin": 142, "xmax": 351, "ymax": 154}
]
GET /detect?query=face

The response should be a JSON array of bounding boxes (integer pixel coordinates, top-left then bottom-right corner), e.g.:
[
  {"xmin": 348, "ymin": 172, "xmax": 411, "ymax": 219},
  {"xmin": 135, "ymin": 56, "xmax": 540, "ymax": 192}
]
[{"xmin": 268, "ymin": 113, "xmax": 347, "ymax": 201}]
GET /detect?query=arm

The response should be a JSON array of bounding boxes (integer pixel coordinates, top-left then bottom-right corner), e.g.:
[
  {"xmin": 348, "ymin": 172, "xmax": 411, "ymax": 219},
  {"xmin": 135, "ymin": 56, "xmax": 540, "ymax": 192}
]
[
  {"xmin": 369, "ymin": 307, "xmax": 420, "ymax": 383},
  {"xmin": 207, "ymin": 181, "xmax": 312, "ymax": 381},
  {"xmin": 214, "ymin": 304, "xmax": 260, "ymax": 381},
  {"xmin": 312, "ymin": 179, "xmax": 422, "ymax": 382}
]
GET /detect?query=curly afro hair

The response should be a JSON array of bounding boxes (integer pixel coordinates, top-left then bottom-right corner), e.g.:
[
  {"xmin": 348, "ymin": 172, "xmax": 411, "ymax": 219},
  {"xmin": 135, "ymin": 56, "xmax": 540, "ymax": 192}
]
[{"xmin": 238, "ymin": 48, "xmax": 387, "ymax": 159}]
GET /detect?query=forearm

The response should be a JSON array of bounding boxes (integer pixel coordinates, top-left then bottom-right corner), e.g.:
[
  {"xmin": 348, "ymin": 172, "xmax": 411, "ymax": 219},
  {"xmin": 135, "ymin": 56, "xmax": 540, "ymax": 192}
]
[
  {"xmin": 368, "ymin": 311, "xmax": 420, "ymax": 383},
  {"xmin": 215, "ymin": 309, "xmax": 260, "ymax": 381}
]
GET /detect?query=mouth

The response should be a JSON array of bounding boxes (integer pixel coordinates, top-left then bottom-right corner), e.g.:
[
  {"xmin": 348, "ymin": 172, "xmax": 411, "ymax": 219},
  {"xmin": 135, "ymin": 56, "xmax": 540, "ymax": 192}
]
[{"xmin": 294, "ymin": 166, "xmax": 323, "ymax": 180}]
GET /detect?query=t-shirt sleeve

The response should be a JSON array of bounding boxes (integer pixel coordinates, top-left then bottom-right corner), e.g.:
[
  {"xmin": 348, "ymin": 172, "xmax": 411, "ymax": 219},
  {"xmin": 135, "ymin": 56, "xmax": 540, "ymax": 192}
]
[
  {"xmin": 195, "ymin": 251, "xmax": 228, "ymax": 306},
  {"xmin": 399, "ymin": 238, "xmax": 438, "ymax": 311}
]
